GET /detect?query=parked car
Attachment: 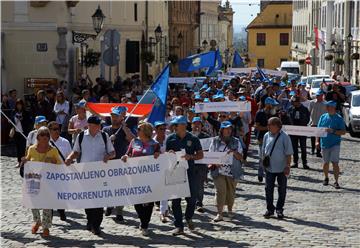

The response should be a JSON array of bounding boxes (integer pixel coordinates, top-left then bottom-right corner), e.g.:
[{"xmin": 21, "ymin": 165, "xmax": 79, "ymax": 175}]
[
  {"xmin": 310, "ymin": 78, "xmax": 336, "ymax": 99},
  {"xmin": 343, "ymin": 90, "xmax": 360, "ymax": 137},
  {"xmin": 302, "ymin": 74, "xmax": 330, "ymax": 89}
]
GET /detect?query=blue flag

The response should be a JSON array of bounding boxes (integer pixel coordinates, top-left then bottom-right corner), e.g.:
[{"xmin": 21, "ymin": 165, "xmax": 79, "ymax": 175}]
[
  {"xmin": 148, "ymin": 64, "xmax": 170, "ymax": 124},
  {"xmin": 257, "ymin": 66, "xmax": 268, "ymax": 82},
  {"xmin": 178, "ymin": 51, "xmax": 216, "ymax": 72},
  {"xmin": 233, "ymin": 50, "xmax": 243, "ymax": 67},
  {"xmin": 151, "ymin": 64, "xmax": 169, "ymax": 105},
  {"xmin": 147, "ymin": 98, "xmax": 167, "ymax": 125},
  {"xmin": 206, "ymin": 49, "xmax": 223, "ymax": 76}
]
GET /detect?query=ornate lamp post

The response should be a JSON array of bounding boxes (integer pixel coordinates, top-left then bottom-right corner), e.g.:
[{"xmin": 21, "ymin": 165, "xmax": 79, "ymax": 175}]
[{"xmin": 347, "ymin": 33, "xmax": 353, "ymax": 82}]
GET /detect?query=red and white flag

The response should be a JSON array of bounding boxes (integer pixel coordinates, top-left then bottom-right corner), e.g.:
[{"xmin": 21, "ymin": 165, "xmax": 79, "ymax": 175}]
[
  {"xmin": 314, "ymin": 26, "xmax": 319, "ymax": 50},
  {"xmin": 87, "ymin": 103, "xmax": 154, "ymax": 117}
]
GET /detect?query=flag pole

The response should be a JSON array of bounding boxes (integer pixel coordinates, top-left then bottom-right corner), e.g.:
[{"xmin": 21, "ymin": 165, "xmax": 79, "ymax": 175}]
[
  {"xmin": 125, "ymin": 62, "xmax": 170, "ymax": 122},
  {"xmin": 0, "ymin": 108, "xmax": 28, "ymax": 139}
]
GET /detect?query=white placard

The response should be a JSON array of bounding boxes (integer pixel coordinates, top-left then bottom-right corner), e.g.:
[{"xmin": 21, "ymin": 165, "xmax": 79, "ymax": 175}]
[
  {"xmin": 169, "ymin": 77, "xmax": 206, "ymax": 85},
  {"xmin": 196, "ymin": 152, "xmax": 233, "ymax": 164},
  {"xmin": 22, "ymin": 154, "xmax": 190, "ymax": 209},
  {"xmin": 282, "ymin": 125, "xmax": 328, "ymax": 137},
  {"xmin": 200, "ymin": 138, "xmax": 213, "ymax": 151},
  {"xmin": 195, "ymin": 101, "xmax": 251, "ymax": 113}
]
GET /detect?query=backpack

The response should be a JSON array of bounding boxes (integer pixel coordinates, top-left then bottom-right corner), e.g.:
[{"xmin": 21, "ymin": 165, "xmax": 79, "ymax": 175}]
[{"xmin": 77, "ymin": 131, "xmax": 108, "ymax": 161}]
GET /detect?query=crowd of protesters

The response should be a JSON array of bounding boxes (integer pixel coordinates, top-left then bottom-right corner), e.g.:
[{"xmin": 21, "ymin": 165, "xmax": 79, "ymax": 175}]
[{"xmin": 1, "ymin": 71, "xmax": 349, "ymax": 237}]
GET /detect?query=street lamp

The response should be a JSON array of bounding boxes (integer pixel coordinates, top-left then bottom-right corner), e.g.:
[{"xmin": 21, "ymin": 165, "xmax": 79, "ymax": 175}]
[
  {"xmin": 154, "ymin": 24, "xmax": 163, "ymax": 43},
  {"xmin": 72, "ymin": 5, "xmax": 105, "ymax": 44},
  {"xmin": 347, "ymin": 33, "xmax": 353, "ymax": 81},
  {"xmin": 202, "ymin": 40, "xmax": 208, "ymax": 49}
]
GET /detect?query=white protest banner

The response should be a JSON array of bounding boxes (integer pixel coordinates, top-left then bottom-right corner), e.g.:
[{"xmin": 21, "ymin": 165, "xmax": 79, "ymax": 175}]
[
  {"xmin": 22, "ymin": 154, "xmax": 190, "ymax": 209},
  {"xmin": 282, "ymin": 125, "xmax": 328, "ymax": 137},
  {"xmin": 200, "ymin": 138, "xmax": 213, "ymax": 151},
  {"xmin": 169, "ymin": 77, "xmax": 206, "ymax": 85},
  {"xmin": 195, "ymin": 101, "xmax": 251, "ymax": 113},
  {"xmin": 196, "ymin": 152, "xmax": 233, "ymax": 165}
]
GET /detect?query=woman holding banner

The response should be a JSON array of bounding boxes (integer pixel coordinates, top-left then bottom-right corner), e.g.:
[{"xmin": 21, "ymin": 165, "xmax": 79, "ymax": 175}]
[
  {"xmin": 22, "ymin": 127, "xmax": 62, "ymax": 237},
  {"xmin": 208, "ymin": 121, "xmax": 244, "ymax": 222},
  {"xmin": 121, "ymin": 121, "xmax": 160, "ymax": 236}
]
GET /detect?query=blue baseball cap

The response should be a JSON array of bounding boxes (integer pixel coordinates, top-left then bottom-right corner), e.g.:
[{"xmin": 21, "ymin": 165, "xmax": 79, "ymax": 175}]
[
  {"xmin": 220, "ymin": 121, "xmax": 232, "ymax": 129},
  {"xmin": 170, "ymin": 115, "xmax": 187, "ymax": 125},
  {"xmin": 316, "ymin": 90, "xmax": 325, "ymax": 96},
  {"xmin": 75, "ymin": 99, "xmax": 87, "ymax": 108},
  {"xmin": 194, "ymin": 94, "xmax": 202, "ymax": 100},
  {"xmin": 192, "ymin": 117, "xmax": 202, "ymax": 123},
  {"xmin": 297, "ymin": 82, "xmax": 306, "ymax": 86},
  {"xmin": 189, "ymin": 107, "xmax": 196, "ymax": 113},
  {"xmin": 200, "ymin": 84, "xmax": 208, "ymax": 91},
  {"xmin": 203, "ymin": 98, "xmax": 210, "ymax": 103},
  {"xmin": 265, "ymin": 97, "xmax": 279, "ymax": 106},
  {"xmin": 289, "ymin": 91, "xmax": 296, "ymax": 96},
  {"xmin": 239, "ymin": 96, "xmax": 246, "ymax": 101},
  {"xmin": 35, "ymin": 115, "xmax": 47, "ymax": 125},
  {"xmin": 87, "ymin": 115, "xmax": 101, "ymax": 125},
  {"xmin": 205, "ymin": 87, "xmax": 212, "ymax": 93},
  {"xmin": 280, "ymin": 82, "xmax": 286, "ymax": 87},
  {"xmin": 154, "ymin": 121, "xmax": 166, "ymax": 127},
  {"xmin": 111, "ymin": 106, "xmax": 128, "ymax": 116},
  {"xmin": 325, "ymin": 101, "xmax": 337, "ymax": 107},
  {"xmin": 213, "ymin": 93, "xmax": 225, "ymax": 100}
]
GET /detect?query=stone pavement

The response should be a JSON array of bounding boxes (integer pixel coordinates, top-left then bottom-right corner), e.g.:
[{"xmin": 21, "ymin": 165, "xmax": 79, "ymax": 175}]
[{"xmin": 1, "ymin": 134, "xmax": 360, "ymax": 247}]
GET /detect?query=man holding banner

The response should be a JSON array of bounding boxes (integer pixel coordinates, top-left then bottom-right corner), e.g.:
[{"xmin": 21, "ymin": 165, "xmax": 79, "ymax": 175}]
[
  {"xmin": 65, "ymin": 115, "xmax": 115, "ymax": 235},
  {"xmin": 166, "ymin": 116, "xmax": 204, "ymax": 236}
]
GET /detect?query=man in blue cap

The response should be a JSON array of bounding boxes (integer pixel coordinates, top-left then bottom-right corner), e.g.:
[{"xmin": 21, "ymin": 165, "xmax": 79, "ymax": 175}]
[
  {"xmin": 191, "ymin": 116, "xmax": 210, "ymax": 213},
  {"xmin": 254, "ymin": 97, "xmax": 279, "ymax": 182},
  {"xmin": 288, "ymin": 96, "xmax": 310, "ymax": 169},
  {"xmin": 65, "ymin": 115, "xmax": 115, "ymax": 235},
  {"xmin": 103, "ymin": 106, "xmax": 135, "ymax": 222},
  {"xmin": 26, "ymin": 116, "xmax": 48, "ymax": 147},
  {"xmin": 166, "ymin": 116, "xmax": 204, "ymax": 235},
  {"xmin": 316, "ymin": 101, "xmax": 346, "ymax": 189},
  {"xmin": 309, "ymin": 90, "xmax": 327, "ymax": 157}
]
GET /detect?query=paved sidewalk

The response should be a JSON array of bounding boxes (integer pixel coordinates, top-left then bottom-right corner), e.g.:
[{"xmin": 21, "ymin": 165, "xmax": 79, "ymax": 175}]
[{"xmin": 1, "ymin": 135, "xmax": 360, "ymax": 247}]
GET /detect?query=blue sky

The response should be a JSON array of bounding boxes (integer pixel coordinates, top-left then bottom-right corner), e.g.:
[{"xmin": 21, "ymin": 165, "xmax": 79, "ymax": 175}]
[{"xmin": 227, "ymin": 0, "xmax": 261, "ymax": 32}]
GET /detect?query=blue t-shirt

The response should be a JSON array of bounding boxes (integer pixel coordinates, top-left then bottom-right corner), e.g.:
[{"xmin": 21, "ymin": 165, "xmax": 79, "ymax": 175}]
[{"xmin": 317, "ymin": 113, "xmax": 346, "ymax": 149}]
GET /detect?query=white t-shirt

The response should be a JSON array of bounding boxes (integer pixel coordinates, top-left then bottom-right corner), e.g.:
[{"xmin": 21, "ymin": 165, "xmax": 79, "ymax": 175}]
[{"xmin": 54, "ymin": 101, "xmax": 70, "ymax": 125}]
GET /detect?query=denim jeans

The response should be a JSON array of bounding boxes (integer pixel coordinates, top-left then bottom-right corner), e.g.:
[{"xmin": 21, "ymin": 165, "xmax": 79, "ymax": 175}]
[
  {"xmin": 172, "ymin": 167, "xmax": 199, "ymax": 228},
  {"xmin": 258, "ymin": 144, "xmax": 264, "ymax": 177},
  {"xmin": 265, "ymin": 172, "xmax": 287, "ymax": 213}
]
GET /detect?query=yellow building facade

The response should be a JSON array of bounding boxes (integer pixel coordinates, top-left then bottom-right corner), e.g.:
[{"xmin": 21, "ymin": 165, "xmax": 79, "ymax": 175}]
[{"xmin": 246, "ymin": 2, "xmax": 292, "ymax": 70}]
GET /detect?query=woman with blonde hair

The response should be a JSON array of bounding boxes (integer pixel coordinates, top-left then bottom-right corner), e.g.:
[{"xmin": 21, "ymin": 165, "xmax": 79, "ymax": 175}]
[
  {"xmin": 121, "ymin": 121, "xmax": 160, "ymax": 236},
  {"xmin": 22, "ymin": 126, "xmax": 62, "ymax": 237}
]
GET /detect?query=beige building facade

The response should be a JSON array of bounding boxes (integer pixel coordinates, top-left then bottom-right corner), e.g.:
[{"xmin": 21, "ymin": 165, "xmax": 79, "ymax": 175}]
[{"xmin": 1, "ymin": 1, "xmax": 169, "ymax": 97}]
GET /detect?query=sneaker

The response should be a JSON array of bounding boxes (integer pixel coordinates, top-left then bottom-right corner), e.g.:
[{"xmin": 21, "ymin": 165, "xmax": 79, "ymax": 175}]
[
  {"xmin": 258, "ymin": 176, "xmax": 263, "ymax": 182},
  {"xmin": 303, "ymin": 165, "xmax": 310, "ymax": 170},
  {"xmin": 186, "ymin": 219, "xmax": 195, "ymax": 231},
  {"xmin": 213, "ymin": 214, "xmax": 223, "ymax": 222},
  {"xmin": 141, "ymin": 228, "xmax": 150, "ymax": 236},
  {"xmin": 316, "ymin": 153, "xmax": 322, "ymax": 158},
  {"xmin": 105, "ymin": 207, "xmax": 112, "ymax": 216},
  {"xmin": 227, "ymin": 212, "xmax": 235, "ymax": 219},
  {"xmin": 276, "ymin": 210, "xmax": 284, "ymax": 219},
  {"xmin": 291, "ymin": 164, "xmax": 298, "ymax": 168},
  {"xmin": 115, "ymin": 214, "xmax": 124, "ymax": 222},
  {"xmin": 334, "ymin": 182, "xmax": 340, "ymax": 189},
  {"xmin": 263, "ymin": 211, "xmax": 274, "ymax": 219},
  {"xmin": 323, "ymin": 177, "xmax": 329, "ymax": 186},
  {"xmin": 155, "ymin": 206, "xmax": 160, "ymax": 211},
  {"xmin": 172, "ymin": 227, "xmax": 184, "ymax": 236},
  {"xmin": 311, "ymin": 150, "xmax": 315, "ymax": 155},
  {"xmin": 196, "ymin": 206, "xmax": 205, "ymax": 213},
  {"xmin": 42, "ymin": 228, "xmax": 49, "ymax": 237},
  {"xmin": 160, "ymin": 214, "xmax": 168, "ymax": 223},
  {"xmin": 31, "ymin": 222, "xmax": 41, "ymax": 234}
]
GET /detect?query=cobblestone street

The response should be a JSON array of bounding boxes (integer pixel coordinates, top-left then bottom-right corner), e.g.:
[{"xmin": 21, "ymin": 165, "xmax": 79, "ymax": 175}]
[{"xmin": 1, "ymin": 135, "xmax": 360, "ymax": 247}]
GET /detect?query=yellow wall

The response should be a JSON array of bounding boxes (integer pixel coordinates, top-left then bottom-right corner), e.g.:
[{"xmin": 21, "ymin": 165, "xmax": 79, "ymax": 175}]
[{"xmin": 247, "ymin": 28, "xmax": 292, "ymax": 70}]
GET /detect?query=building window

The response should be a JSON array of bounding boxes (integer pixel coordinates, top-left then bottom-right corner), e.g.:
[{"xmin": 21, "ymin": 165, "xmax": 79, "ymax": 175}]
[
  {"xmin": 257, "ymin": 59, "xmax": 265, "ymax": 68},
  {"xmin": 256, "ymin": 33, "xmax": 266, "ymax": 46},
  {"xmin": 134, "ymin": 3, "xmax": 137, "ymax": 22},
  {"xmin": 280, "ymin": 33, "xmax": 289, "ymax": 45}
]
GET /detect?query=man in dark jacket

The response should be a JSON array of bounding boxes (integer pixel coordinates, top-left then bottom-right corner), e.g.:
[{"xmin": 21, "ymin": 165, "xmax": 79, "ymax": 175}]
[{"xmin": 288, "ymin": 96, "xmax": 310, "ymax": 169}]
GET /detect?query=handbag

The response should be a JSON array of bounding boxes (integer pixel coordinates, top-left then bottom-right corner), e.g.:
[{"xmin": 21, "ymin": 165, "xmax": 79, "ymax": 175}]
[{"xmin": 263, "ymin": 133, "xmax": 281, "ymax": 168}]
